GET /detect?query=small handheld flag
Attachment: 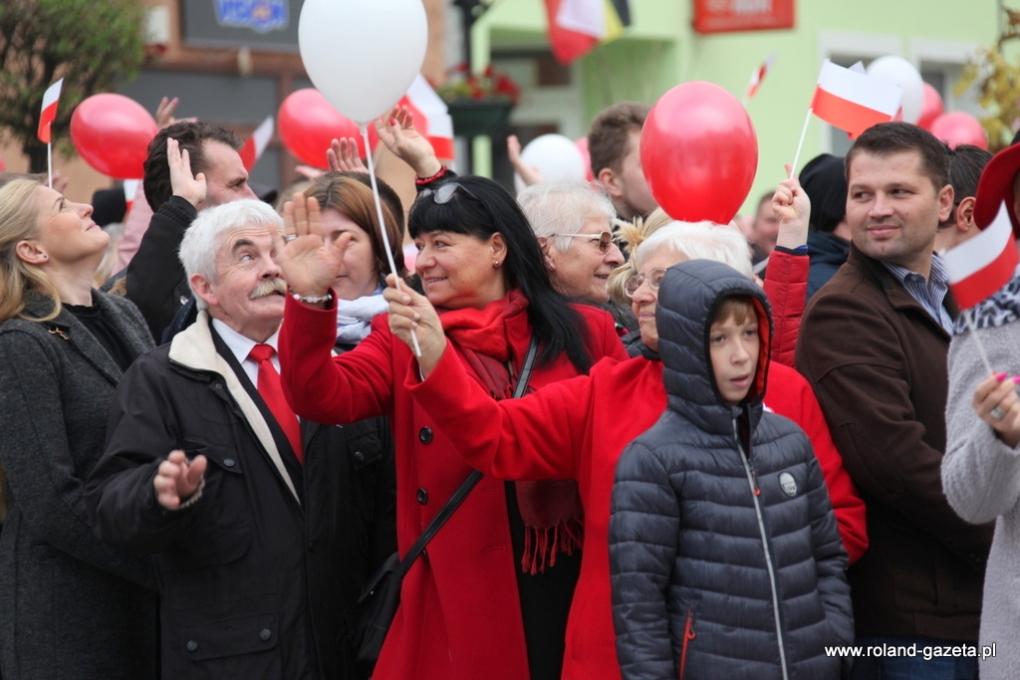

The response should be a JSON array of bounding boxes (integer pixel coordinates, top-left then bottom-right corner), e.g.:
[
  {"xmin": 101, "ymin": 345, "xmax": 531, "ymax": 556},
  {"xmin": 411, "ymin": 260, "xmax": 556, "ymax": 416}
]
[
  {"xmin": 240, "ymin": 116, "xmax": 274, "ymax": 171},
  {"xmin": 745, "ymin": 54, "xmax": 776, "ymax": 101},
  {"xmin": 810, "ymin": 60, "xmax": 901, "ymax": 139},
  {"xmin": 944, "ymin": 201, "xmax": 1019, "ymax": 310},
  {"xmin": 37, "ymin": 79, "xmax": 63, "ymax": 144}
]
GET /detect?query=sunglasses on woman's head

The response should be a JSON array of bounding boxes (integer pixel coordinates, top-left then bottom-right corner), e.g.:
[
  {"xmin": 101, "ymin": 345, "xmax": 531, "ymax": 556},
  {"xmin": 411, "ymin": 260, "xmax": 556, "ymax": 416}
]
[{"xmin": 419, "ymin": 181, "xmax": 482, "ymax": 205}]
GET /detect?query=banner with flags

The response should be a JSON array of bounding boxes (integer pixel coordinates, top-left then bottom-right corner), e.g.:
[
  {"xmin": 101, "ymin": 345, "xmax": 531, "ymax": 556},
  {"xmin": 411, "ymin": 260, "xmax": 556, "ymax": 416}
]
[
  {"xmin": 944, "ymin": 201, "xmax": 1019, "ymax": 309},
  {"xmin": 240, "ymin": 116, "xmax": 274, "ymax": 171},
  {"xmin": 544, "ymin": 0, "xmax": 631, "ymax": 64},
  {"xmin": 37, "ymin": 78, "xmax": 63, "ymax": 144},
  {"xmin": 810, "ymin": 60, "xmax": 901, "ymax": 139},
  {"xmin": 745, "ymin": 54, "xmax": 776, "ymax": 101}
]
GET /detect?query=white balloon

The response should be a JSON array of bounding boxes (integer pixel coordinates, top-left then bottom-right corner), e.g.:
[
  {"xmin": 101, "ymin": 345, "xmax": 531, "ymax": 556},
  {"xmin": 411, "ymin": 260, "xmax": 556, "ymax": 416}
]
[
  {"xmin": 299, "ymin": 0, "xmax": 427, "ymax": 124},
  {"xmin": 514, "ymin": 134, "xmax": 587, "ymax": 194},
  {"xmin": 866, "ymin": 56, "xmax": 924, "ymax": 124}
]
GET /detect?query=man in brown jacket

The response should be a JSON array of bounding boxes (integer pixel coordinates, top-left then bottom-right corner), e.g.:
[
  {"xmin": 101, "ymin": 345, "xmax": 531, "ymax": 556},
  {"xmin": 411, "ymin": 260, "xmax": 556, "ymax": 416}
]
[{"xmin": 796, "ymin": 122, "xmax": 993, "ymax": 680}]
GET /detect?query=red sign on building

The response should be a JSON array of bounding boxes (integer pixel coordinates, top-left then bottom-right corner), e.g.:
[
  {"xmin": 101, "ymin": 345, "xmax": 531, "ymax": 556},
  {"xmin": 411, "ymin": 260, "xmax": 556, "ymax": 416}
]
[{"xmin": 692, "ymin": 0, "xmax": 795, "ymax": 34}]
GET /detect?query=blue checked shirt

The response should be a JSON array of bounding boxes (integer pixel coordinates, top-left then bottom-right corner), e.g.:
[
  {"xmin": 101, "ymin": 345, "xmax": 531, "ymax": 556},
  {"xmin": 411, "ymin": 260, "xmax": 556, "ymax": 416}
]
[{"xmin": 883, "ymin": 254, "xmax": 955, "ymax": 334}]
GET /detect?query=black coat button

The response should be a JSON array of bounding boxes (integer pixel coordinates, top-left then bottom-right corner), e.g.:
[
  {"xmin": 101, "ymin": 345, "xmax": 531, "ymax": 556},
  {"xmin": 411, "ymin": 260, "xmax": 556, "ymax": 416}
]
[
  {"xmin": 259, "ymin": 628, "xmax": 272, "ymax": 641},
  {"xmin": 186, "ymin": 640, "xmax": 198, "ymax": 653},
  {"xmin": 416, "ymin": 488, "xmax": 429, "ymax": 505},
  {"xmin": 352, "ymin": 450, "xmax": 366, "ymax": 463},
  {"xmin": 418, "ymin": 426, "xmax": 433, "ymax": 444},
  {"xmin": 223, "ymin": 458, "xmax": 236, "ymax": 468}
]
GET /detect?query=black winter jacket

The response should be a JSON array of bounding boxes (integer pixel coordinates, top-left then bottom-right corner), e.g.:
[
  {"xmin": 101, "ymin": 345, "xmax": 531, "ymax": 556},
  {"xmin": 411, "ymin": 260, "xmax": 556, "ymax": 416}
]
[
  {"xmin": 125, "ymin": 196, "xmax": 196, "ymax": 340},
  {"xmin": 609, "ymin": 260, "xmax": 852, "ymax": 680},
  {"xmin": 86, "ymin": 313, "xmax": 395, "ymax": 679},
  {"xmin": 806, "ymin": 231, "xmax": 849, "ymax": 299}
]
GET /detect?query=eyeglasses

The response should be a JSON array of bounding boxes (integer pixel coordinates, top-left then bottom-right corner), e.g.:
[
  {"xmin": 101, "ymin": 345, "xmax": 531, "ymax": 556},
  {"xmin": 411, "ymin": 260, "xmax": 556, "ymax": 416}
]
[
  {"xmin": 624, "ymin": 267, "xmax": 667, "ymax": 298},
  {"xmin": 548, "ymin": 231, "xmax": 615, "ymax": 253},
  {"xmin": 419, "ymin": 181, "xmax": 482, "ymax": 206}
]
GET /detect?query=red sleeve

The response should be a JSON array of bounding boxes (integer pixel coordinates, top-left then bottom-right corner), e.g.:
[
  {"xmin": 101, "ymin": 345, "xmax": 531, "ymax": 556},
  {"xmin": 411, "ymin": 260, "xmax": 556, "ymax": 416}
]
[
  {"xmin": 766, "ymin": 363, "xmax": 869, "ymax": 564},
  {"xmin": 278, "ymin": 296, "xmax": 396, "ymax": 424},
  {"xmin": 406, "ymin": 342, "xmax": 595, "ymax": 480},
  {"xmin": 577, "ymin": 304, "xmax": 629, "ymax": 362},
  {"xmin": 763, "ymin": 249, "xmax": 808, "ymax": 367}
]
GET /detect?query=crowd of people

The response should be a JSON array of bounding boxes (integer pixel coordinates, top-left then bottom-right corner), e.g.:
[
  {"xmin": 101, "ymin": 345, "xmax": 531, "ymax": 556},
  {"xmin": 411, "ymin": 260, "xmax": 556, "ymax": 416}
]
[{"xmin": 0, "ymin": 90, "xmax": 1018, "ymax": 680}]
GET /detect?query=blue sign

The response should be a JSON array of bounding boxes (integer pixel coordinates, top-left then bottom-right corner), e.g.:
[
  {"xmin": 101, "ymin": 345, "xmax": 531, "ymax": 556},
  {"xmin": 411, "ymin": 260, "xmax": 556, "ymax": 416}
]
[{"xmin": 214, "ymin": 0, "xmax": 288, "ymax": 34}]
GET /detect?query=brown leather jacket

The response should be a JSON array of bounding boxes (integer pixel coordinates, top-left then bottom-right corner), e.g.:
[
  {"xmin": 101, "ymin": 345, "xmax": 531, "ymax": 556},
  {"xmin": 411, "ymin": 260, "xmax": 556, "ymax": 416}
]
[{"xmin": 796, "ymin": 245, "xmax": 992, "ymax": 642}]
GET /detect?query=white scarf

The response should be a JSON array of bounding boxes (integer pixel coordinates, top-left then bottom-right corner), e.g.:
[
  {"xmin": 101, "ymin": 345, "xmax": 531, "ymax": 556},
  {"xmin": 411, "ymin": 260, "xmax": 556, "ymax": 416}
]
[{"xmin": 336, "ymin": 286, "xmax": 388, "ymax": 344}]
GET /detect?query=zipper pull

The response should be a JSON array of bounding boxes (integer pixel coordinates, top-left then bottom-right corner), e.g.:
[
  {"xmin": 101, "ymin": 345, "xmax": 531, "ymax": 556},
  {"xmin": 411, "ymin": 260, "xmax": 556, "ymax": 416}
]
[{"xmin": 751, "ymin": 466, "xmax": 761, "ymax": 497}]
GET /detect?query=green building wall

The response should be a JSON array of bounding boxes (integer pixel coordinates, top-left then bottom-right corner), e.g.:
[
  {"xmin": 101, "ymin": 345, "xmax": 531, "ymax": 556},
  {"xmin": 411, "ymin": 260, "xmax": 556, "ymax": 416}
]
[{"xmin": 472, "ymin": 0, "xmax": 999, "ymax": 214}]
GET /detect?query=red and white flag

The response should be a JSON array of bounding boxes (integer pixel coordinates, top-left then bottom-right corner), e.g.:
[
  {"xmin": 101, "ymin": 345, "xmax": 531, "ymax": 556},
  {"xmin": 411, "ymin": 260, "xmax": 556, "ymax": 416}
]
[
  {"xmin": 406, "ymin": 75, "xmax": 455, "ymax": 161},
  {"xmin": 944, "ymin": 201, "xmax": 1019, "ymax": 309},
  {"xmin": 123, "ymin": 179, "xmax": 141, "ymax": 215},
  {"xmin": 810, "ymin": 60, "xmax": 901, "ymax": 139},
  {"xmin": 240, "ymin": 116, "xmax": 274, "ymax": 171},
  {"xmin": 745, "ymin": 54, "xmax": 776, "ymax": 100},
  {"xmin": 37, "ymin": 78, "xmax": 63, "ymax": 144}
]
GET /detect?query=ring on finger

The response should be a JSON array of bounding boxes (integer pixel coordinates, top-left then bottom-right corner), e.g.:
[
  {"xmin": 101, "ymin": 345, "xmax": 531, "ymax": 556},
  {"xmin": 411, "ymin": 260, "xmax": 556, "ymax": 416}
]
[
  {"xmin": 284, "ymin": 234, "xmax": 298, "ymax": 243},
  {"xmin": 991, "ymin": 406, "xmax": 1006, "ymax": 420}
]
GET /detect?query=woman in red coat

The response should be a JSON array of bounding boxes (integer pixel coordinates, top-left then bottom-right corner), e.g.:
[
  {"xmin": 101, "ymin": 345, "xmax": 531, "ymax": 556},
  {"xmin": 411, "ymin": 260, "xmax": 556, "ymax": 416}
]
[
  {"xmin": 384, "ymin": 219, "xmax": 867, "ymax": 680},
  {"xmin": 277, "ymin": 176, "xmax": 628, "ymax": 680}
]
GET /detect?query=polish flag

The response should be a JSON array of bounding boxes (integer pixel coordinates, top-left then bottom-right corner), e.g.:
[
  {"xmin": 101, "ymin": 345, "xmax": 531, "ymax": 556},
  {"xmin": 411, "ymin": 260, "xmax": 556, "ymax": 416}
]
[
  {"xmin": 406, "ymin": 75, "xmax": 455, "ymax": 161},
  {"xmin": 944, "ymin": 201, "xmax": 1019, "ymax": 309},
  {"xmin": 811, "ymin": 60, "xmax": 901, "ymax": 139},
  {"xmin": 123, "ymin": 179, "xmax": 141, "ymax": 216},
  {"xmin": 37, "ymin": 78, "xmax": 63, "ymax": 144},
  {"xmin": 240, "ymin": 116, "xmax": 274, "ymax": 171},
  {"xmin": 746, "ymin": 54, "xmax": 776, "ymax": 100}
]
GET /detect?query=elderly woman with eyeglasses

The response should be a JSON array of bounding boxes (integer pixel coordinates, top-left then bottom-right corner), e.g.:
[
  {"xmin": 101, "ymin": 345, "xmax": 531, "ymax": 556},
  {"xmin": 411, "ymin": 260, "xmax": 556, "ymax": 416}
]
[
  {"xmin": 276, "ymin": 168, "xmax": 628, "ymax": 680},
  {"xmin": 378, "ymin": 174, "xmax": 864, "ymax": 680},
  {"xmin": 516, "ymin": 181, "xmax": 624, "ymax": 305}
]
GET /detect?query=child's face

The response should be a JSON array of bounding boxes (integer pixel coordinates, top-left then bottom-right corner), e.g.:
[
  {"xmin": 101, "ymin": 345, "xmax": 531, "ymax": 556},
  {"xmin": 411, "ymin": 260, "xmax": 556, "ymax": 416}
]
[{"xmin": 709, "ymin": 310, "xmax": 760, "ymax": 406}]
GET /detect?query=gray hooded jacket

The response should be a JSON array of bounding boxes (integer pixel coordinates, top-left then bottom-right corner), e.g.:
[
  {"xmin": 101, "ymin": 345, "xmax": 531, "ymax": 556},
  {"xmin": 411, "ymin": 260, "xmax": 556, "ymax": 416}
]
[{"xmin": 609, "ymin": 260, "xmax": 852, "ymax": 680}]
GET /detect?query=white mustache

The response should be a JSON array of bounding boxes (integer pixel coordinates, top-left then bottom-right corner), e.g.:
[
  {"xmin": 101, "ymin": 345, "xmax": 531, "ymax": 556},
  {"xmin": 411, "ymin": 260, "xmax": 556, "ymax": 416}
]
[{"xmin": 249, "ymin": 278, "xmax": 287, "ymax": 300}]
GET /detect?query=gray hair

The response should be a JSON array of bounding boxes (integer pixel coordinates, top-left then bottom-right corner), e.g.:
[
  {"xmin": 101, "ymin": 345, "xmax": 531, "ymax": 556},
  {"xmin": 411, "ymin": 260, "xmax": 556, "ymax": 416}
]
[
  {"xmin": 633, "ymin": 221, "xmax": 753, "ymax": 279},
  {"xmin": 179, "ymin": 199, "xmax": 283, "ymax": 308},
  {"xmin": 517, "ymin": 181, "xmax": 615, "ymax": 252}
]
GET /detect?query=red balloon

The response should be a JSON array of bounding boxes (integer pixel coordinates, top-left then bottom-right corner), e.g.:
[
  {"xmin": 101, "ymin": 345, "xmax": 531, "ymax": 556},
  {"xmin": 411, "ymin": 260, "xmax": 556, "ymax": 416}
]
[
  {"xmin": 575, "ymin": 137, "xmax": 594, "ymax": 181},
  {"xmin": 640, "ymin": 82, "xmax": 758, "ymax": 223},
  {"xmin": 278, "ymin": 89, "xmax": 366, "ymax": 168},
  {"xmin": 70, "ymin": 94, "xmax": 158, "ymax": 179},
  {"xmin": 930, "ymin": 112, "xmax": 988, "ymax": 150},
  {"xmin": 917, "ymin": 84, "xmax": 944, "ymax": 130}
]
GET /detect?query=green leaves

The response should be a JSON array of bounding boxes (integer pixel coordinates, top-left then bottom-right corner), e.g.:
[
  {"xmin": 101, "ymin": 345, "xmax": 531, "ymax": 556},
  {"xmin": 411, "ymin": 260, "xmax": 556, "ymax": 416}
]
[{"xmin": 0, "ymin": 0, "xmax": 145, "ymax": 170}]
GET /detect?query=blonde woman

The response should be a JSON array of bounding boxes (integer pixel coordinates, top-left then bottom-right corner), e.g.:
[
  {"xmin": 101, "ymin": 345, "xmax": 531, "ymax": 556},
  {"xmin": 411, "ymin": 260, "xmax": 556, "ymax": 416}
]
[{"xmin": 0, "ymin": 179, "xmax": 157, "ymax": 678}]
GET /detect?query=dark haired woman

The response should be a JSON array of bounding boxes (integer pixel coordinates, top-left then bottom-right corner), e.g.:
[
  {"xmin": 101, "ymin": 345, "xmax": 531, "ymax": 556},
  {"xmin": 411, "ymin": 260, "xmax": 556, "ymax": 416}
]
[
  {"xmin": 276, "ymin": 174, "xmax": 627, "ymax": 680},
  {"xmin": 0, "ymin": 179, "xmax": 157, "ymax": 678}
]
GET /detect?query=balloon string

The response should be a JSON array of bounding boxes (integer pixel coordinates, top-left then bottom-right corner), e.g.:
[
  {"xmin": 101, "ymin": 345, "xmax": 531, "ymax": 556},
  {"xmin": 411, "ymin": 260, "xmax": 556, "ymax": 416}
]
[
  {"xmin": 360, "ymin": 123, "xmax": 422, "ymax": 358},
  {"xmin": 790, "ymin": 107, "xmax": 812, "ymax": 179}
]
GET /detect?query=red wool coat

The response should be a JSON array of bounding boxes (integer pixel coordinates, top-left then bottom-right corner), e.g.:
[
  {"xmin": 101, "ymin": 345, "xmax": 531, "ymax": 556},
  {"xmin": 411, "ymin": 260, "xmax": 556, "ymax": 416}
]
[
  {"xmin": 407, "ymin": 350, "xmax": 866, "ymax": 680},
  {"xmin": 278, "ymin": 295, "xmax": 627, "ymax": 680}
]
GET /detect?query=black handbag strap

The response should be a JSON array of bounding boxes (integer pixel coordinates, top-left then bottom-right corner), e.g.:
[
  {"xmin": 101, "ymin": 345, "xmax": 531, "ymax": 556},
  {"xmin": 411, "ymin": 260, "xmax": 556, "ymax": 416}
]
[{"xmin": 395, "ymin": 337, "xmax": 539, "ymax": 578}]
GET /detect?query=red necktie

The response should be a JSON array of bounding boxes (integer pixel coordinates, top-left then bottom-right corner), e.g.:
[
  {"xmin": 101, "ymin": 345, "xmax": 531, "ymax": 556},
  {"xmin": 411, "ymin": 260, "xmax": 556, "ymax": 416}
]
[{"xmin": 248, "ymin": 343, "xmax": 303, "ymax": 464}]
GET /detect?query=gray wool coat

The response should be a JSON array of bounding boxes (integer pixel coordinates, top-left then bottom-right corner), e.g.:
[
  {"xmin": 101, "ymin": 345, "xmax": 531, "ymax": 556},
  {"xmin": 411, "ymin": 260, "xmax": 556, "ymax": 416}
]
[
  {"xmin": 943, "ymin": 273, "xmax": 1020, "ymax": 680},
  {"xmin": 0, "ymin": 291, "xmax": 158, "ymax": 680}
]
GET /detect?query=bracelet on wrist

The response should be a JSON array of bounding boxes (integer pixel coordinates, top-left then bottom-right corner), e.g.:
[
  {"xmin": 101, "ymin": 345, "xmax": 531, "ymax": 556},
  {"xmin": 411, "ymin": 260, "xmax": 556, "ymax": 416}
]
[
  {"xmin": 290, "ymin": 289, "xmax": 334, "ymax": 305},
  {"xmin": 414, "ymin": 165, "xmax": 448, "ymax": 186}
]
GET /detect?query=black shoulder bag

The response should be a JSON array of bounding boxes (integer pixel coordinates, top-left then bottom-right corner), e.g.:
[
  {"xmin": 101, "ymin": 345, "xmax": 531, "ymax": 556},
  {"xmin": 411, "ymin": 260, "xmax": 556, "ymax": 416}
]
[{"xmin": 352, "ymin": 337, "xmax": 540, "ymax": 664}]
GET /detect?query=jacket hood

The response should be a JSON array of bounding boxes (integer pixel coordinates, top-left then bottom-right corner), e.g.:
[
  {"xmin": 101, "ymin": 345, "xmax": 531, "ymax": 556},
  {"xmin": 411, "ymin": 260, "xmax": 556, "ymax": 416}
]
[
  {"xmin": 807, "ymin": 231, "xmax": 850, "ymax": 266},
  {"xmin": 655, "ymin": 259, "xmax": 772, "ymax": 435}
]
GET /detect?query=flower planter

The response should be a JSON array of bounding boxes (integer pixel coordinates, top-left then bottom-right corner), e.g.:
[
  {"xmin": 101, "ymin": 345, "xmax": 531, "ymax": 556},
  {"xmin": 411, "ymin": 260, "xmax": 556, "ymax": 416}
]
[{"xmin": 446, "ymin": 99, "xmax": 514, "ymax": 138}]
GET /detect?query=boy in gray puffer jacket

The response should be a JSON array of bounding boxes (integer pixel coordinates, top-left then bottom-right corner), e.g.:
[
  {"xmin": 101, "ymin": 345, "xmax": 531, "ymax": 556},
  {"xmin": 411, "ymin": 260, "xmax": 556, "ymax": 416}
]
[{"xmin": 609, "ymin": 260, "xmax": 853, "ymax": 680}]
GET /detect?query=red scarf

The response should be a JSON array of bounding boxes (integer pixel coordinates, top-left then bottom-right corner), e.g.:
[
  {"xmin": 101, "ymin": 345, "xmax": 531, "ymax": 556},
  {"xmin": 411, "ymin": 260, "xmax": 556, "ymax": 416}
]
[{"xmin": 440, "ymin": 291, "xmax": 584, "ymax": 575}]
